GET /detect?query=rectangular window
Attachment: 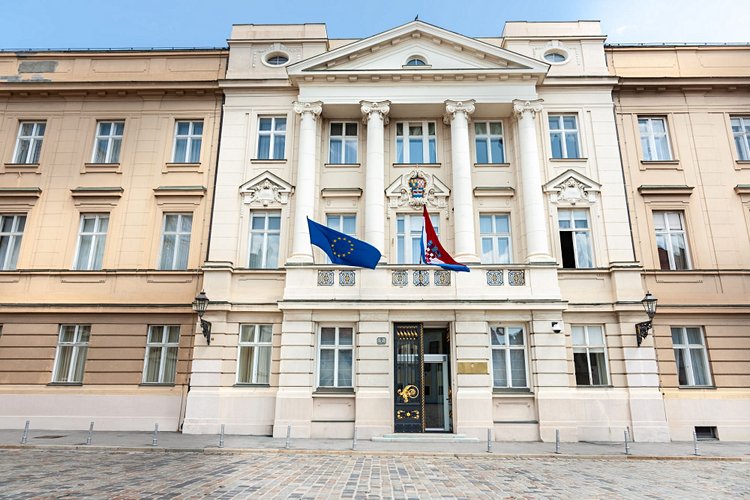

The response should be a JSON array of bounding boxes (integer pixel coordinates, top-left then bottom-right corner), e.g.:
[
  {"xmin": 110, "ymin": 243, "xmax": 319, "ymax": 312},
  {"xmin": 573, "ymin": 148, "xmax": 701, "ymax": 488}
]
[
  {"xmin": 572, "ymin": 325, "xmax": 609, "ymax": 386},
  {"xmin": 639, "ymin": 117, "xmax": 672, "ymax": 161},
  {"xmin": 74, "ymin": 214, "xmax": 109, "ymax": 270},
  {"xmin": 480, "ymin": 214, "xmax": 511, "ymax": 264},
  {"xmin": 237, "ymin": 324, "xmax": 272, "ymax": 385},
  {"xmin": 731, "ymin": 116, "xmax": 750, "ymax": 161},
  {"xmin": 329, "ymin": 122, "xmax": 358, "ymax": 164},
  {"xmin": 0, "ymin": 214, "xmax": 26, "ymax": 270},
  {"xmin": 653, "ymin": 211, "xmax": 691, "ymax": 270},
  {"xmin": 13, "ymin": 121, "xmax": 46, "ymax": 164},
  {"xmin": 548, "ymin": 114, "xmax": 580, "ymax": 159},
  {"xmin": 143, "ymin": 325, "xmax": 180, "ymax": 384},
  {"xmin": 325, "ymin": 214, "xmax": 356, "ymax": 264},
  {"xmin": 396, "ymin": 121, "xmax": 437, "ymax": 163},
  {"xmin": 172, "ymin": 120, "xmax": 203, "ymax": 163},
  {"xmin": 52, "ymin": 324, "xmax": 90, "ymax": 383},
  {"xmin": 671, "ymin": 327, "xmax": 712, "ymax": 387},
  {"xmin": 474, "ymin": 121, "xmax": 505, "ymax": 164},
  {"xmin": 396, "ymin": 213, "xmax": 438, "ymax": 264},
  {"xmin": 558, "ymin": 209, "xmax": 593, "ymax": 268},
  {"xmin": 257, "ymin": 116, "xmax": 286, "ymax": 160},
  {"xmin": 490, "ymin": 326, "xmax": 527, "ymax": 388},
  {"xmin": 248, "ymin": 210, "xmax": 280, "ymax": 269},
  {"xmin": 318, "ymin": 326, "xmax": 353, "ymax": 388},
  {"xmin": 159, "ymin": 213, "xmax": 192, "ymax": 270},
  {"xmin": 92, "ymin": 121, "xmax": 124, "ymax": 163}
]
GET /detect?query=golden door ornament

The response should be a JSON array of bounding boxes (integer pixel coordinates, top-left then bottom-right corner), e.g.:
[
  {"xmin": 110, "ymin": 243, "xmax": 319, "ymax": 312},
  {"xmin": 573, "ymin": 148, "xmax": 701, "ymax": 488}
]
[{"xmin": 397, "ymin": 384, "xmax": 419, "ymax": 403}]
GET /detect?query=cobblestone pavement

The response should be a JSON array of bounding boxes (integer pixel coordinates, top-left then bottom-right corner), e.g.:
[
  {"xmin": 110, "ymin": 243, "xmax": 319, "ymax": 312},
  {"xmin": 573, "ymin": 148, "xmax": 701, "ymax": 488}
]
[{"xmin": 0, "ymin": 449, "xmax": 748, "ymax": 499}]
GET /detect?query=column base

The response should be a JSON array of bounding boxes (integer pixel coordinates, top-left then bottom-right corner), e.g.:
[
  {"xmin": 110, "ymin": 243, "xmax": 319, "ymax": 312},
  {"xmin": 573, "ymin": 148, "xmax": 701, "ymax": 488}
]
[
  {"xmin": 286, "ymin": 254, "xmax": 313, "ymax": 265},
  {"xmin": 526, "ymin": 253, "xmax": 556, "ymax": 264},
  {"xmin": 454, "ymin": 253, "xmax": 481, "ymax": 264}
]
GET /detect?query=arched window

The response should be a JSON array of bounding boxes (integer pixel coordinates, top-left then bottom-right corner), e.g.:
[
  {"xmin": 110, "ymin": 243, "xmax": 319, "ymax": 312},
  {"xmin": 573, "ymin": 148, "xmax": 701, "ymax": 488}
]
[
  {"xmin": 543, "ymin": 49, "xmax": 568, "ymax": 64},
  {"xmin": 265, "ymin": 53, "xmax": 289, "ymax": 66},
  {"xmin": 405, "ymin": 56, "xmax": 428, "ymax": 67}
]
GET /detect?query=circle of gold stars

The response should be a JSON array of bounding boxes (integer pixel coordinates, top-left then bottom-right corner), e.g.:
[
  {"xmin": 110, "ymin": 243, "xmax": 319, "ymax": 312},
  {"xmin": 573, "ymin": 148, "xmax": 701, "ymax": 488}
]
[{"xmin": 331, "ymin": 236, "xmax": 355, "ymax": 258}]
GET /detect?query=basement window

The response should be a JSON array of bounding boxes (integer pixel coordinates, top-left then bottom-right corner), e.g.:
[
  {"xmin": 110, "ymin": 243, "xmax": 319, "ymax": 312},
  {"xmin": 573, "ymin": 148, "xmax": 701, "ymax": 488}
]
[{"xmin": 694, "ymin": 426, "xmax": 718, "ymax": 441}]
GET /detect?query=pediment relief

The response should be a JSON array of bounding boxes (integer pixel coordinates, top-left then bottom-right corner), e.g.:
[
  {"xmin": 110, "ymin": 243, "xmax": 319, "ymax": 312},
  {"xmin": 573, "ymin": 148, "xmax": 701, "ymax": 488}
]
[
  {"xmin": 386, "ymin": 169, "xmax": 450, "ymax": 209},
  {"xmin": 544, "ymin": 170, "xmax": 600, "ymax": 205},
  {"xmin": 239, "ymin": 171, "xmax": 294, "ymax": 206}
]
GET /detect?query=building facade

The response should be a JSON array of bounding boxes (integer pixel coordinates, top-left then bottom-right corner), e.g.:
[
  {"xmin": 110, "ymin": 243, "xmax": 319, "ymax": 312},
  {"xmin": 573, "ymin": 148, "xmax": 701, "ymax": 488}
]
[{"xmin": 0, "ymin": 49, "xmax": 226, "ymax": 430}]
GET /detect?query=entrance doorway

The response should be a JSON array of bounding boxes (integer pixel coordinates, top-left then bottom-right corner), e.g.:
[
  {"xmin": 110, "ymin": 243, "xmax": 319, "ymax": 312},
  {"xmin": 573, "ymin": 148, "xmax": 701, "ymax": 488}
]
[{"xmin": 393, "ymin": 323, "xmax": 452, "ymax": 433}]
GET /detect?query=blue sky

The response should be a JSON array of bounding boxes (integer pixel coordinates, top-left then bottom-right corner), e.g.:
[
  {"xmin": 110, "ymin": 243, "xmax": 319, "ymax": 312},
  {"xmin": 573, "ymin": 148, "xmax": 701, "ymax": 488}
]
[{"xmin": 0, "ymin": 0, "xmax": 747, "ymax": 49}]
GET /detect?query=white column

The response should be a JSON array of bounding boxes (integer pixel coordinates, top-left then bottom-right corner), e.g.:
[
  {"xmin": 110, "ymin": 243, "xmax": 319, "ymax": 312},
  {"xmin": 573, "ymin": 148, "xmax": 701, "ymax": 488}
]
[
  {"xmin": 513, "ymin": 99, "xmax": 552, "ymax": 262},
  {"xmin": 288, "ymin": 101, "xmax": 323, "ymax": 264},
  {"xmin": 360, "ymin": 100, "xmax": 390, "ymax": 257},
  {"xmin": 444, "ymin": 100, "xmax": 479, "ymax": 263}
]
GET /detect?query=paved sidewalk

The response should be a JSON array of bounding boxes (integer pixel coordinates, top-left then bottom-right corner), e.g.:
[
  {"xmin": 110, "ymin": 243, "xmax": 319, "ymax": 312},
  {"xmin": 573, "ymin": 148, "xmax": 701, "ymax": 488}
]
[{"xmin": 1, "ymin": 428, "xmax": 748, "ymax": 460}]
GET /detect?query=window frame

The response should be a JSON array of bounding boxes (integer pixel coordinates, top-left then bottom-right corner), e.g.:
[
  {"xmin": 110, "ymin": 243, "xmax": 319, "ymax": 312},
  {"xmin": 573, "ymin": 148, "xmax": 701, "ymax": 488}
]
[
  {"xmin": 51, "ymin": 324, "xmax": 91, "ymax": 384},
  {"xmin": 91, "ymin": 120, "xmax": 125, "ymax": 164},
  {"xmin": 142, "ymin": 325, "xmax": 180, "ymax": 385},
  {"xmin": 571, "ymin": 325, "xmax": 610, "ymax": 387},
  {"xmin": 73, "ymin": 213, "xmax": 109, "ymax": 271},
  {"xmin": 395, "ymin": 120, "xmax": 437, "ymax": 164},
  {"xmin": 474, "ymin": 121, "xmax": 506, "ymax": 164},
  {"xmin": 638, "ymin": 116, "xmax": 673, "ymax": 161},
  {"xmin": 653, "ymin": 210, "xmax": 692, "ymax": 270},
  {"xmin": 671, "ymin": 326, "xmax": 712, "ymax": 387},
  {"xmin": 317, "ymin": 325, "xmax": 354, "ymax": 389},
  {"xmin": 12, "ymin": 121, "xmax": 46, "ymax": 164},
  {"xmin": 490, "ymin": 325, "xmax": 529, "ymax": 389},
  {"xmin": 256, "ymin": 116, "xmax": 287, "ymax": 160},
  {"xmin": 479, "ymin": 213, "xmax": 512, "ymax": 264},
  {"xmin": 548, "ymin": 114, "xmax": 581, "ymax": 159},
  {"xmin": 236, "ymin": 324, "xmax": 273, "ymax": 385},
  {"xmin": 248, "ymin": 210, "xmax": 281, "ymax": 269},
  {"xmin": 158, "ymin": 213, "xmax": 193, "ymax": 270},
  {"xmin": 731, "ymin": 116, "xmax": 750, "ymax": 161},
  {"xmin": 557, "ymin": 208, "xmax": 593, "ymax": 268},
  {"xmin": 0, "ymin": 214, "xmax": 26, "ymax": 270},
  {"xmin": 396, "ymin": 212, "xmax": 438, "ymax": 265},
  {"xmin": 328, "ymin": 121, "xmax": 358, "ymax": 164},
  {"xmin": 172, "ymin": 120, "xmax": 204, "ymax": 163}
]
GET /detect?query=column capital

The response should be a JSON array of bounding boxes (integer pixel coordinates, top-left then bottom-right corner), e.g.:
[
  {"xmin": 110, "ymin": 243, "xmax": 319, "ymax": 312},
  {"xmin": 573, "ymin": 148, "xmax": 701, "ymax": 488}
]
[
  {"xmin": 293, "ymin": 100, "xmax": 323, "ymax": 117},
  {"xmin": 512, "ymin": 98, "xmax": 544, "ymax": 119},
  {"xmin": 443, "ymin": 99, "xmax": 475, "ymax": 124},
  {"xmin": 360, "ymin": 100, "xmax": 391, "ymax": 124}
]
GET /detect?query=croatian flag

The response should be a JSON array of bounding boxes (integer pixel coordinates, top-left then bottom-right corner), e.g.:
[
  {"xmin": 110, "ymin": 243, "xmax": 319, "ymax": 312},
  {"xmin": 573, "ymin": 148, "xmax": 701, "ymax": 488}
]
[{"xmin": 420, "ymin": 205, "xmax": 470, "ymax": 272}]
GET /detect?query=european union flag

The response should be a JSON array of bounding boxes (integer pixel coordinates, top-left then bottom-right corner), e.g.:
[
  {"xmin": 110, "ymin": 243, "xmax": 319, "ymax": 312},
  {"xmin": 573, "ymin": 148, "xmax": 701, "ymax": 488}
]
[{"xmin": 307, "ymin": 218, "xmax": 381, "ymax": 269}]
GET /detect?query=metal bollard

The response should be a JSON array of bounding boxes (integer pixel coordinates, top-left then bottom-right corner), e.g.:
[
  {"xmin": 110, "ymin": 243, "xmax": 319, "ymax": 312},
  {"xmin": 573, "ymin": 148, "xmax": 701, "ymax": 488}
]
[
  {"xmin": 86, "ymin": 421, "xmax": 94, "ymax": 445},
  {"xmin": 555, "ymin": 429, "xmax": 561, "ymax": 454},
  {"xmin": 219, "ymin": 424, "xmax": 225, "ymax": 448},
  {"xmin": 152, "ymin": 423, "xmax": 159, "ymax": 447},
  {"xmin": 487, "ymin": 428, "xmax": 492, "ymax": 453},
  {"xmin": 285, "ymin": 424, "xmax": 291, "ymax": 449},
  {"xmin": 624, "ymin": 429, "xmax": 630, "ymax": 455},
  {"xmin": 693, "ymin": 430, "xmax": 700, "ymax": 456},
  {"xmin": 352, "ymin": 426, "xmax": 357, "ymax": 451},
  {"xmin": 20, "ymin": 420, "xmax": 29, "ymax": 445}
]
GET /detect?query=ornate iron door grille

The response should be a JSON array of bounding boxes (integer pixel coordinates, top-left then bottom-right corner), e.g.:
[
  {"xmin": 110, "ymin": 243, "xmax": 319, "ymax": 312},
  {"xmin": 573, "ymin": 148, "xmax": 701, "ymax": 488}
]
[{"xmin": 394, "ymin": 323, "xmax": 424, "ymax": 433}]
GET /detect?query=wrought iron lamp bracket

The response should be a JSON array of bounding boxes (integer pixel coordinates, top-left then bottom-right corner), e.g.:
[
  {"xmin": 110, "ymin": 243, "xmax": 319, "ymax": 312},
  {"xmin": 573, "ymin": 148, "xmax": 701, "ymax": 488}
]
[{"xmin": 635, "ymin": 321, "xmax": 652, "ymax": 347}]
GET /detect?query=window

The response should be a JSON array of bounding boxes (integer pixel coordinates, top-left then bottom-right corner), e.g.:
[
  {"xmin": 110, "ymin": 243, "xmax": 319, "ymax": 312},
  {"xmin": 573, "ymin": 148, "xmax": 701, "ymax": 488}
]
[
  {"xmin": 548, "ymin": 114, "xmax": 580, "ymax": 159},
  {"xmin": 558, "ymin": 209, "xmax": 593, "ymax": 268},
  {"xmin": 74, "ymin": 214, "xmax": 109, "ymax": 270},
  {"xmin": 318, "ymin": 326, "xmax": 353, "ymax": 388},
  {"xmin": 572, "ymin": 325, "xmax": 609, "ymax": 386},
  {"xmin": 159, "ymin": 213, "xmax": 192, "ymax": 270},
  {"xmin": 0, "ymin": 214, "xmax": 26, "ymax": 270},
  {"xmin": 396, "ymin": 121, "xmax": 436, "ymax": 163},
  {"xmin": 396, "ymin": 213, "xmax": 438, "ymax": 264},
  {"xmin": 544, "ymin": 50, "xmax": 568, "ymax": 63},
  {"xmin": 490, "ymin": 326, "xmax": 527, "ymax": 388},
  {"xmin": 329, "ymin": 122, "xmax": 358, "ymax": 164},
  {"xmin": 671, "ymin": 327, "xmax": 712, "ymax": 387},
  {"xmin": 92, "ymin": 121, "xmax": 124, "ymax": 163},
  {"xmin": 474, "ymin": 121, "xmax": 505, "ymax": 164},
  {"xmin": 265, "ymin": 52, "xmax": 289, "ymax": 66},
  {"xmin": 480, "ymin": 214, "xmax": 511, "ymax": 264},
  {"xmin": 237, "ymin": 324, "xmax": 272, "ymax": 385},
  {"xmin": 52, "ymin": 325, "xmax": 90, "ymax": 383},
  {"xmin": 172, "ymin": 120, "xmax": 203, "ymax": 163},
  {"xmin": 405, "ymin": 56, "xmax": 427, "ymax": 66},
  {"xmin": 249, "ymin": 211, "xmax": 280, "ymax": 269},
  {"xmin": 325, "ymin": 214, "xmax": 356, "ymax": 263},
  {"xmin": 653, "ymin": 211, "xmax": 691, "ymax": 270},
  {"xmin": 731, "ymin": 116, "xmax": 750, "ymax": 161},
  {"xmin": 257, "ymin": 116, "xmax": 286, "ymax": 160},
  {"xmin": 143, "ymin": 325, "xmax": 180, "ymax": 384},
  {"xmin": 13, "ymin": 121, "xmax": 45, "ymax": 164},
  {"xmin": 639, "ymin": 117, "xmax": 672, "ymax": 161}
]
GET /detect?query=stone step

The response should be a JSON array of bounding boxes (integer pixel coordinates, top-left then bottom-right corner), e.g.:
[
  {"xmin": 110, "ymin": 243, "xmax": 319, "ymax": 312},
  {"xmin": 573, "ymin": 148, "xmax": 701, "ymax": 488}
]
[{"xmin": 372, "ymin": 433, "xmax": 480, "ymax": 443}]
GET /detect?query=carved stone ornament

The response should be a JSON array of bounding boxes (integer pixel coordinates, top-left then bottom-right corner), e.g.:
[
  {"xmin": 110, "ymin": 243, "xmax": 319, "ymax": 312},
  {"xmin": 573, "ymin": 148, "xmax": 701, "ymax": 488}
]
[
  {"xmin": 512, "ymin": 98, "xmax": 544, "ymax": 119},
  {"xmin": 544, "ymin": 169, "xmax": 601, "ymax": 205},
  {"xmin": 386, "ymin": 170, "xmax": 450, "ymax": 209},
  {"xmin": 239, "ymin": 170, "xmax": 294, "ymax": 207},
  {"xmin": 293, "ymin": 101, "xmax": 323, "ymax": 117},
  {"xmin": 443, "ymin": 99, "xmax": 475, "ymax": 124},
  {"xmin": 360, "ymin": 100, "xmax": 391, "ymax": 125}
]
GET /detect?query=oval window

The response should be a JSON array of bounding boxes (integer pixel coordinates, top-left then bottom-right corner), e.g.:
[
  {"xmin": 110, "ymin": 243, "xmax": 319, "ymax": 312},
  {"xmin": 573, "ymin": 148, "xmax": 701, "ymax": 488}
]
[
  {"xmin": 405, "ymin": 56, "xmax": 427, "ymax": 67},
  {"xmin": 544, "ymin": 51, "xmax": 567, "ymax": 64},
  {"xmin": 265, "ymin": 53, "xmax": 289, "ymax": 66}
]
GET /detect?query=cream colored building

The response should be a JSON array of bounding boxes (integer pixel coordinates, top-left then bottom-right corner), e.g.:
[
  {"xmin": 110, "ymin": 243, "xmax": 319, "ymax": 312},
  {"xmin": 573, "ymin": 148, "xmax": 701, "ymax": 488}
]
[
  {"xmin": 183, "ymin": 20, "xmax": 667, "ymax": 442},
  {"xmin": 0, "ymin": 49, "xmax": 226, "ymax": 430},
  {"xmin": 609, "ymin": 45, "xmax": 750, "ymax": 440}
]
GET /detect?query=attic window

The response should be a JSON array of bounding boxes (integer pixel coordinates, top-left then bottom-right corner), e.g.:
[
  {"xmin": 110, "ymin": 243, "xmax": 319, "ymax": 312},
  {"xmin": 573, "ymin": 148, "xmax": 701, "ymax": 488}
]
[
  {"xmin": 265, "ymin": 52, "xmax": 290, "ymax": 67},
  {"xmin": 405, "ymin": 56, "xmax": 428, "ymax": 67},
  {"xmin": 543, "ymin": 49, "xmax": 568, "ymax": 65}
]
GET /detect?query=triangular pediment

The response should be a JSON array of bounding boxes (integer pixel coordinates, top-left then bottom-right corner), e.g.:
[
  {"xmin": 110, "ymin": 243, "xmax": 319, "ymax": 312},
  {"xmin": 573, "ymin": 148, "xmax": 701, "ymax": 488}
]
[
  {"xmin": 287, "ymin": 21, "xmax": 548, "ymax": 81},
  {"xmin": 239, "ymin": 171, "xmax": 294, "ymax": 207},
  {"xmin": 544, "ymin": 169, "xmax": 601, "ymax": 205}
]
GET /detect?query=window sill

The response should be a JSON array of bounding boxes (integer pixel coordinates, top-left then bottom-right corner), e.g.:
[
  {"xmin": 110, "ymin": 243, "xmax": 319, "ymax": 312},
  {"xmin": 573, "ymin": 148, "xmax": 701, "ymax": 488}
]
[
  {"xmin": 233, "ymin": 383, "xmax": 271, "ymax": 388},
  {"xmin": 549, "ymin": 157, "xmax": 588, "ymax": 162},
  {"xmin": 474, "ymin": 162, "xmax": 510, "ymax": 168},
  {"xmin": 47, "ymin": 382, "xmax": 83, "ymax": 387},
  {"xmin": 314, "ymin": 388, "xmax": 354, "ymax": 396},
  {"xmin": 139, "ymin": 383, "xmax": 176, "ymax": 387},
  {"xmin": 250, "ymin": 158, "xmax": 286, "ymax": 164},
  {"xmin": 575, "ymin": 384, "xmax": 614, "ymax": 389},
  {"xmin": 3, "ymin": 162, "xmax": 40, "ymax": 172},
  {"xmin": 324, "ymin": 162, "xmax": 360, "ymax": 168},
  {"xmin": 640, "ymin": 159, "xmax": 681, "ymax": 169},
  {"xmin": 735, "ymin": 160, "xmax": 750, "ymax": 169},
  {"xmin": 493, "ymin": 388, "xmax": 533, "ymax": 395},
  {"xmin": 392, "ymin": 162, "xmax": 441, "ymax": 168},
  {"xmin": 84, "ymin": 162, "xmax": 121, "ymax": 174},
  {"xmin": 677, "ymin": 385, "xmax": 716, "ymax": 390},
  {"xmin": 164, "ymin": 162, "xmax": 202, "ymax": 172}
]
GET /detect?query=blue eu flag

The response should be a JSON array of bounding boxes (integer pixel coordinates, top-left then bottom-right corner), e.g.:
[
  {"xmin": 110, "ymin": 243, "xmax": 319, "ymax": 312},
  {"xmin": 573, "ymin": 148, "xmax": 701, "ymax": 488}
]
[{"xmin": 307, "ymin": 218, "xmax": 381, "ymax": 269}]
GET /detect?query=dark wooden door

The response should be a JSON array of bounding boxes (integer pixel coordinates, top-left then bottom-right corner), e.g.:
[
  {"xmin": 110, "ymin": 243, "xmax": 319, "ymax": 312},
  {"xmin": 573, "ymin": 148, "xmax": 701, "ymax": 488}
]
[{"xmin": 394, "ymin": 323, "xmax": 424, "ymax": 433}]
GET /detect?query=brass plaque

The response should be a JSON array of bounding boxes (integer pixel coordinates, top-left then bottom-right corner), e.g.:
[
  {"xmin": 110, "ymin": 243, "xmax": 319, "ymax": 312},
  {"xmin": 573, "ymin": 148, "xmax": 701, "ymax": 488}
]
[{"xmin": 457, "ymin": 361, "xmax": 489, "ymax": 375}]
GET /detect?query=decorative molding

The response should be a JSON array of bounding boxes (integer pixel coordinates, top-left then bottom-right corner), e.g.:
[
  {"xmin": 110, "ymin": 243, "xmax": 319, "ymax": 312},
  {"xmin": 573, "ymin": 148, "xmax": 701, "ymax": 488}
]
[
  {"xmin": 392, "ymin": 270, "xmax": 408, "ymax": 287},
  {"xmin": 443, "ymin": 99, "xmax": 475, "ymax": 124},
  {"xmin": 413, "ymin": 270, "xmax": 430, "ymax": 286},
  {"xmin": 321, "ymin": 187, "xmax": 363, "ymax": 198},
  {"xmin": 508, "ymin": 270, "xmax": 525, "ymax": 286},
  {"xmin": 0, "ymin": 187, "xmax": 42, "ymax": 210},
  {"xmin": 339, "ymin": 270, "xmax": 356, "ymax": 286},
  {"xmin": 512, "ymin": 98, "xmax": 544, "ymax": 119},
  {"xmin": 360, "ymin": 100, "xmax": 391, "ymax": 125},
  {"xmin": 473, "ymin": 186, "xmax": 515, "ymax": 198},
  {"xmin": 637, "ymin": 185, "xmax": 694, "ymax": 197},
  {"xmin": 239, "ymin": 170, "xmax": 294, "ymax": 207},
  {"xmin": 544, "ymin": 169, "xmax": 601, "ymax": 205},
  {"xmin": 386, "ymin": 169, "xmax": 450, "ymax": 209},
  {"xmin": 152, "ymin": 185, "xmax": 206, "ymax": 206},
  {"xmin": 292, "ymin": 100, "xmax": 323, "ymax": 117},
  {"xmin": 318, "ymin": 270, "xmax": 334, "ymax": 286},
  {"xmin": 486, "ymin": 270, "xmax": 504, "ymax": 286},
  {"xmin": 71, "ymin": 186, "xmax": 123, "ymax": 208},
  {"xmin": 434, "ymin": 270, "xmax": 451, "ymax": 286}
]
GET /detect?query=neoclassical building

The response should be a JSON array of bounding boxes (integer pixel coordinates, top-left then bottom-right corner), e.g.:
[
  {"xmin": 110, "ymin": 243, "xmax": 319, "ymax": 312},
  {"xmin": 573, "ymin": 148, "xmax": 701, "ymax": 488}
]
[{"xmin": 183, "ymin": 20, "xmax": 667, "ymax": 442}]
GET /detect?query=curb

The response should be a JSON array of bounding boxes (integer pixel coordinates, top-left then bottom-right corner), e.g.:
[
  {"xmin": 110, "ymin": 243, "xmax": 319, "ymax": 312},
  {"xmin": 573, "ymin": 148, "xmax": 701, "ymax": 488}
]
[{"xmin": 0, "ymin": 444, "xmax": 746, "ymax": 461}]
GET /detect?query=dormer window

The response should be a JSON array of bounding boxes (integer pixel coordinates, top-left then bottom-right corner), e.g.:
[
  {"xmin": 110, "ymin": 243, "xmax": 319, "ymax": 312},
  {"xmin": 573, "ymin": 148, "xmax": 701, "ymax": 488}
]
[{"xmin": 405, "ymin": 56, "xmax": 428, "ymax": 67}]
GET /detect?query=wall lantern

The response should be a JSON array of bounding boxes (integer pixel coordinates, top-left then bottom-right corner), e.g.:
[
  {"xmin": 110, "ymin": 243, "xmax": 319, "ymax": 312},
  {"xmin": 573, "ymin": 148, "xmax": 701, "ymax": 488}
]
[
  {"xmin": 635, "ymin": 291, "xmax": 657, "ymax": 347},
  {"xmin": 192, "ymin": 290, "xmax": 212, "ymax": 345}
]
